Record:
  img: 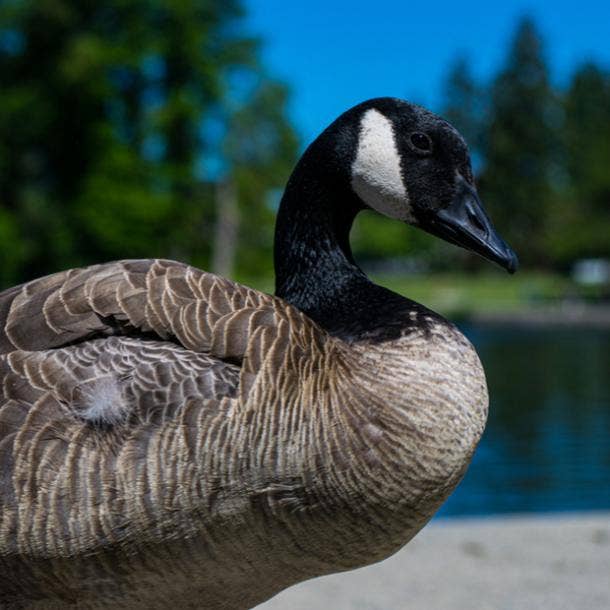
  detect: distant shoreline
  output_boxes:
[466,303,610,328]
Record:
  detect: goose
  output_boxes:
[0,97,516,609]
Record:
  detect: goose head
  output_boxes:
[342,98,517,273]
[275,98,517,327]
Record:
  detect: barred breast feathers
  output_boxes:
[0,259,486,519]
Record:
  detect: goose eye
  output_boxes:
[409,132,432,153]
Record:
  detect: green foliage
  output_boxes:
[441,17,609,271]
[479,17,558,266]
[352,211,439,263]
[550,63,610,263]
[224,78,299,277]
[0,0,298,288]
[442,56,485,162]
[0,7,608,288]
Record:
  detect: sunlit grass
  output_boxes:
[373,272,572,316]
[242,271,577,318]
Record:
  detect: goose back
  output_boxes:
[0,259,487,608]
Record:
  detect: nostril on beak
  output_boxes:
[466,202,486,233]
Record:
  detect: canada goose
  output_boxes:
[0,98,516,609]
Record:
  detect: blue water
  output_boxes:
[438,325,610,516]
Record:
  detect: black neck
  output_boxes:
[274,140,438,341]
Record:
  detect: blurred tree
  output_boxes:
[478,17,558,267]
[0,0,115,283]
[549,63,610,263]
[439,55,488,271]
[0,0,298,288]
[351,209,439,273]
[442,55,485,165]
[220,78,298,279]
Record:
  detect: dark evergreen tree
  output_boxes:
[442,55,485,166]
[221,79,298,278]
[0,0,298,287]
[479,17,558,266]
[551,62,610,262]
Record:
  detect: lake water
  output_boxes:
[438,324,610,517]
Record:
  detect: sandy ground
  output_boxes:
[256,512,610,610]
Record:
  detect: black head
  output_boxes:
[323,97,518,273]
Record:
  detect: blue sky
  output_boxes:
[246,0,610,144]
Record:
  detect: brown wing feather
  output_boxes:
[0,259,291,357]
[2,338,240,420]
[0,262,334,576]
[0,258,329,427]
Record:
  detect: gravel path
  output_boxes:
[256,512,610,610]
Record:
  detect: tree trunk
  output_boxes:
[211,179,239,278]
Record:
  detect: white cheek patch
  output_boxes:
[351,108,413,221]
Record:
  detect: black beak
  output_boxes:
[420,177,518,273]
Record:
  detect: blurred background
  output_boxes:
[0,0,609,521]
